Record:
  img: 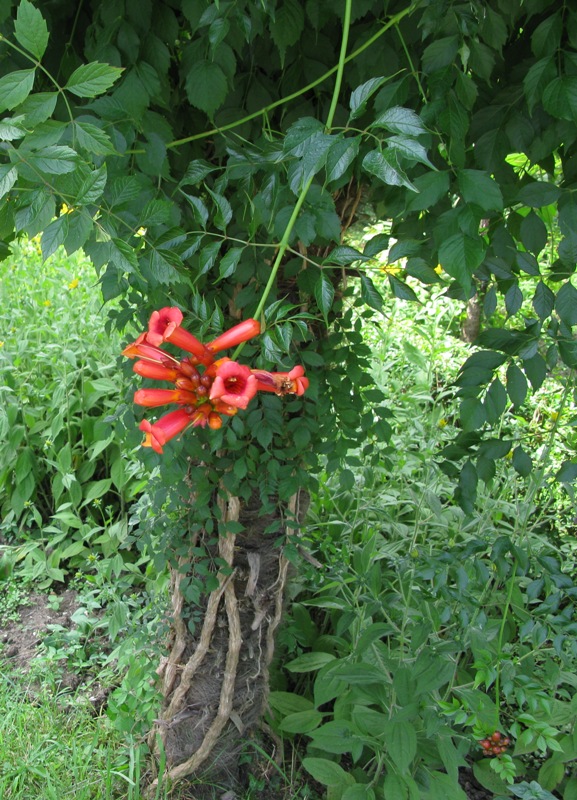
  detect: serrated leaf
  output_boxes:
[507,363,528,407]
[41,215,69,260]
[458,169,503,211]
[556,461,577,483]
[183,193,209,229]
[180,159,216,186]
[218,246,243,280]
[0,69,35,112]
[406,170,450,212]
[438,232,485,291]
[349,76,386,121]
[517,181,561,208]
[386,135,435,168]
[15,92,56,127]
[372,106,427,136]
[324,246,369,266]
[64,210,93,255]
[111,238,138,272]
[199,240,221,275]
[65,62,123,97]
[460,398,486,432]
[555,282,577,327]
[185,60,228,117]
[270,0,304,65]
[513,446,533,477]
[74,121,116,155]
[388,274,418,301]
[360,275,383,311]
[207,187,233,230]
[0,165,17,200]
[362,148,417,191]
[363,233,389,258]
[325,135,360,183]
[15,0,49,59]
[26,145,78,174]
[315,272,334,323]
[77,164,107,205]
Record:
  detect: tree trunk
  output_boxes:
[145,490,306,797]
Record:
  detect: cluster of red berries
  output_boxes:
[478,731,511,756]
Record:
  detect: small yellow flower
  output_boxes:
[0,341,4,348]
[60,203,73,215]
[135,226,147,237]
[550,411,559,422]
[438,418,448,428]
[43,299,51,307]
[68,278,79,289]
[505,450,513,460]
[434,265,443,274]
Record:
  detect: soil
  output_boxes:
[0,588,91,692]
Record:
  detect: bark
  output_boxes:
[145,490,307,798]
[461,293,483,343]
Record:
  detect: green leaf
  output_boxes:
[279,710,323,734]
[438,233,485,291]
[505,284,523,317]
[458,169,503,211]
[517,181,561,208]
[180,159,216,186]
[555,282,577,327]
[15,0,49,59]
[405,171,449,212]
[65,62,123,97]
[360,275,383,311]
[342,785,375,800]
[183,193,209,228]
[77,164,107,205]
[349,76,386,121]
[324,246,369,266]
[362,149,417,192]
[422,35,460,72]
[325,136,360,183]
[384,720,417,772]
[315,272,334,323]
[386,135,435,169]
[218,247,243,280]
[371,106,427,136]
[185,60,228,117]
[14,188,55,236]
[556,461,577,483]
[460,398,486,432]
[533,281,555,322]
[363,233,390,258]
[0,164,17,200]
[524,354,547,391]
[270,0,304,65]
[523,56,557,114]
[74,121,116,155]
[520,211,548,255]
[309,721,358,755]
[302,758,351,788]
[0,69,35,112]
[388,274,418,302]
[26,145,78,174]
[513,446,533,478]
[285,652,336,673]
[41,215,69,260]
[543,76,577,122]
[207,188,232,230]
[484,378,508,424]
[268,692,314,716]
[507,363,528,407]
[16,92,57,126]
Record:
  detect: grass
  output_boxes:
[0,672,147,800]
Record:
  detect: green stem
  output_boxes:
[494,563,517,730]
[232,0,359,355]
[167,2,418,149]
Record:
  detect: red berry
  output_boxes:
[502,738,510,746]
[480,740,491,749]
[491,732,501,742]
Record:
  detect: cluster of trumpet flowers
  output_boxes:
[123,307,309,454]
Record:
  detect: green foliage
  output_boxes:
[0,240,145,585]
